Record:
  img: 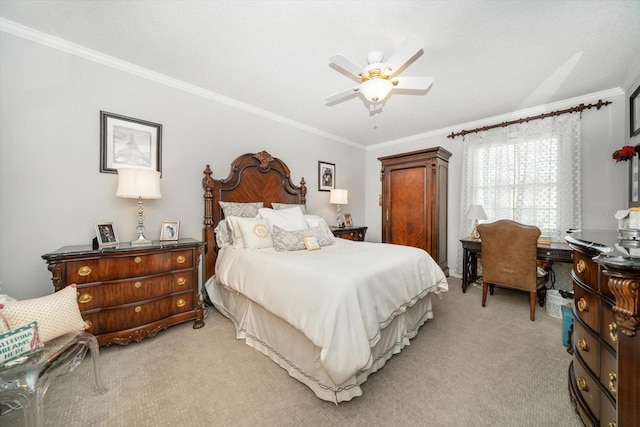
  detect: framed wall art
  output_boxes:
[630,145,640,208]
[318,161,335,192]
[631,85,640,138]
[95,222,119,248]
[100,111,162,174]
[160,220,180,241]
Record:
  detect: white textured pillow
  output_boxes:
[219,201,263,218]
[272,203,306,214]
[304,214,324,228]
[225,216,247,248]
[234,217,274,250]
[0,285,86,343]
[258,206,308,231]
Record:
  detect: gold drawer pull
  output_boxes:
[176,277,186,286]
[176,299,186,308]
[576,377,588,392]
[78,266,92,276]
[78,293,93,304]
[577,298,588,312]
[577,338,589,352]
[134,256,142,264]
[609,422,617,427]
[609,322,618,343]
[608,372,617,396]
[84,320,92,329]
[576,259,586,273]
[134,306,142,313]
[176,255,186,264]
[134,281,143,288]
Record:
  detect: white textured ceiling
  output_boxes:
[1,0,639,148]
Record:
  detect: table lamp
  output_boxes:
[329,188,348,228]
[116,168,162,246]
[467,204,487,240]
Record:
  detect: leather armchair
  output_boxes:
[477,219,547,321]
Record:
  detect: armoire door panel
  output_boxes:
[388,166,428,249]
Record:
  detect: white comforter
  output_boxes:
[215,238,448,385]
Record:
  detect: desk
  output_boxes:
[460,237,573,292]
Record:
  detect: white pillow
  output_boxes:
[258,206,308,231]
[272,203,306,214]
[225,216,248,249]
[304,214,324,228]
[234,217,274,250]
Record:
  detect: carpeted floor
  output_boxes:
[1,278,582,426]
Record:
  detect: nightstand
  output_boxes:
[330,226,367,241]
[42,238,205,346]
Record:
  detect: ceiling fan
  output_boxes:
[325,35,433,115]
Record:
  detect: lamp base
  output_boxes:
[131,234,153,246]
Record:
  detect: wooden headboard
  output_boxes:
[202,150,307,282]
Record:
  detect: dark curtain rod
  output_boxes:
[446,99,612,140]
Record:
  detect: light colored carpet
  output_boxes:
[1,278,582,426]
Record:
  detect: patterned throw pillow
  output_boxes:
[272,223,335,251]
[272,203,306,214]
[218,201,263,218]
[0,284,86,343]
[234,217,274,250]
[214,220,232,248]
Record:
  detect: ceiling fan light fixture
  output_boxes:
[359,78,393,103]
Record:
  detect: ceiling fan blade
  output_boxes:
[393,76,433,91]
[329,54,364,77]
[385,35,424,77]
[325,86,360,103]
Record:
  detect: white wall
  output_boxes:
[365,89,629,278]
[0,34,364,299]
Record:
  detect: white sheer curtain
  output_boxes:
[456,114,582,275]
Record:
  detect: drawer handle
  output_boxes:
[609,322,618,343]
[176,277,186,286]
[176,255,186,264]
[608,372,617,396]
[577,338,589,352]
[84,320,92,329]
[134,281,143,288]
[576,376,588,392]
[78,293,93,304]
[134,306,142,313]
[576,259,586,273]
[134,256,142,264]
[177,299,186,308]
[608,423,617,427]
[78,266,92,276]
[577,298,588,312]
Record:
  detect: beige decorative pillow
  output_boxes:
[272,224,335,252]
[0,284,86,343]
[234,217,274,250]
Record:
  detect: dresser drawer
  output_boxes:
[573,283,599,332]
[600,345,617,401]
[573,359,601,420]
[574,321,600,376]
[573,250,598,290]
[75,274,175,309]
[171,249,193,269]
[600,300,618,351]
[83,293,194,335]
[600,392,616,427]
[65,252,171,283]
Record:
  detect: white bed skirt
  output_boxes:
[205,276,435,403]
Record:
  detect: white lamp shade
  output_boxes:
[116,168,162,199]
[329,188,348,205]
[359,78,393,103]
[466,204,487,220]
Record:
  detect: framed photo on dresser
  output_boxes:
[95,222,119,248]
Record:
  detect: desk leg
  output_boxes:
[462,248,479,293]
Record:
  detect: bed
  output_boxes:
[201,150,448,403]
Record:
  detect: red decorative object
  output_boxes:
[612,145,639,162]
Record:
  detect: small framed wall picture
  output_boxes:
[344,213,353,227]
[631,84,640,138]
[100,111,162,174]
[318,161,335,192]
[95,222,119,248]
[160,220,180,241]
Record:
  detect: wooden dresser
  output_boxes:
[566,231,639,427]
[42,238,205,346]
[379,147,451,275]
[330,226,367,241]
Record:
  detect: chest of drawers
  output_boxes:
[567,232,639,427]
[42,238,205,346]
[330,226,367,241]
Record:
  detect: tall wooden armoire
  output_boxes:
[379,147,451,275]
